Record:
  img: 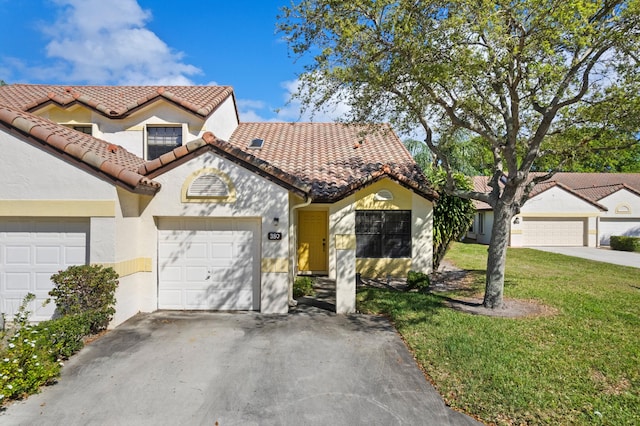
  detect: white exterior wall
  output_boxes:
[328,197,356,280]
[411,193,434,273]
[520,186,599,214]
[599,189,640,219]
[204,96,240,141]
[598,189,640,244]
[143,151,290,314]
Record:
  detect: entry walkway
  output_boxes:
[530,246,640,268]
[292,276,337,313]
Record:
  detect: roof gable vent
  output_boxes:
[248,138,264,149]
[187,174,229,198]
[374,190,394,201]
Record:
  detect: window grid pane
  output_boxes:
[147,127,182,160]
[73,126,92,135]
[356,210,411,258]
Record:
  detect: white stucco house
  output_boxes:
[0,84,437,325]
[467,174,640,247]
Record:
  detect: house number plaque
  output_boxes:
[268,232,282,241]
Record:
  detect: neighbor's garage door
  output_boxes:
[158,218,260,311]
[522,218,586,246]
[0,218,88,321]
[599,218,640,245]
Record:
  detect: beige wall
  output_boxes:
[35,97,239,159]
[322,179,433,279]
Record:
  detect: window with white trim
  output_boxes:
[147,126,182,160]
[355,210,411,258]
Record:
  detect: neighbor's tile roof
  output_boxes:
[471,176,493,210]
[226,122,437,201]
[0,84,234,118]
[472,172,640,211]
[544,173,640,200]
[0,104,159,194]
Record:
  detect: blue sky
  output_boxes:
[0,0,334,122]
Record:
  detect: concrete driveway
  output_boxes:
[530,246,640,268]
[1,311,480,426]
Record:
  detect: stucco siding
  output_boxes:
[144,151,290,314]
[521,186,601,214]
[0,130,115,200]
[599,189,640,218]
[204,96,239,141]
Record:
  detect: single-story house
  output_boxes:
[0,84,436,325]
[467,173,640,247]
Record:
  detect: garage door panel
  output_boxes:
[35,272,54,290]
[36,246,62,265]
[185,242,208,259]
[158,219,260,311]
[185,288,253,310]
[6,246,31,264]
[186,266,208,282]
[5,272,30,290]
[158,290,183,310]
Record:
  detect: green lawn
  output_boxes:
[357,242,640,425]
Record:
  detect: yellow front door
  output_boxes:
[297,211,328,272]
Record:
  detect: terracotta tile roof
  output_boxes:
[471,176,492,210]
[226,122,437,202]
[0,84,234,118]
[0,105,160,194]
[473,172,640,211]
[544,173,640,200]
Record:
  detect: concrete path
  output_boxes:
[530,246,640,268]
[0,311,480,426]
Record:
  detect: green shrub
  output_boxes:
[48,265,119,333]
[0,295,98,406]
[293,276,316,298]
[610,235,640,252]
[406,270,431,292]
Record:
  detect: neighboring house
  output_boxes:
[467,173,640,247]
[0,84,436,324]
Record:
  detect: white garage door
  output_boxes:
[600,218,640,245]
[158,218,260,311]
[0,218,88,321]
[522,218,585,246]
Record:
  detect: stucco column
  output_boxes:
[335,234,356,314]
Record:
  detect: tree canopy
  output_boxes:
[280,0,640,308]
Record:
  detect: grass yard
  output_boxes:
[357,242,640,425]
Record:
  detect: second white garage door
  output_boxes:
[158,218,260,311]
[599,218,640,245]
[522,218,586,246]
[0,218,88,322]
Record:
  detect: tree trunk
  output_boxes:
[483,202,513,309]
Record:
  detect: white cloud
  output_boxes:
[40,0,201,84]
[273,79,352,122]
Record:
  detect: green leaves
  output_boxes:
[279,0,640,172]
